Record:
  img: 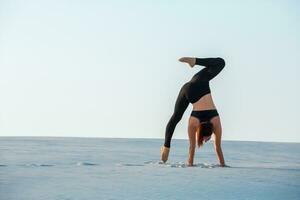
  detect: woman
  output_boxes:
[160,57,226,167]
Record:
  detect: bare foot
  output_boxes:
[160,146,170,163]
[187,162,194,167]
[178,57,196,68]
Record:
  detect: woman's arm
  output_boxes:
[214,134,225,166]
[187,117,199,166]
[211,117,226,166]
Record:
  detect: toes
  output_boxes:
[179,57,187,62]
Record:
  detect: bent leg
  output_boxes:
[191,57,225,81]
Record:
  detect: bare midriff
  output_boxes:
[192,93,216,111]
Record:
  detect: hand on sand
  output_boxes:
[160,146,170,163]
[178,57,196,68]
[219,164,230,168]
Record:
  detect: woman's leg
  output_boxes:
[161,84,189,162]
[164,84,189,148]
[179,57,225,81]
[192,57,225,81]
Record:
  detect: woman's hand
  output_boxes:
[218,164,230,168]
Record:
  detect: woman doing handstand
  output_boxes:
[161,57,226,167]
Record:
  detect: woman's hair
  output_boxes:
[197,122,213,148]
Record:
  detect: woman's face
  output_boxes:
[203,135,211,143]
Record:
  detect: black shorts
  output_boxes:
[190,109,219,123]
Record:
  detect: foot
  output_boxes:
[178,57,196,68]
[160,146,170,163]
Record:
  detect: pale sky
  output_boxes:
[0,0,299,142]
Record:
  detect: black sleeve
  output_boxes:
[194,57,225,81]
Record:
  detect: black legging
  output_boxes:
[164,57,225,148]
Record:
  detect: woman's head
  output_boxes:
[197,122,213,147]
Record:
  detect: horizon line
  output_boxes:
[0,136,299,144]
